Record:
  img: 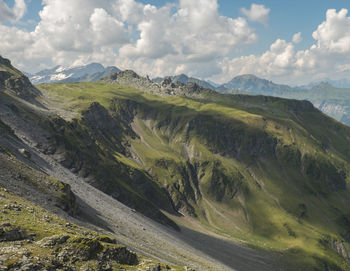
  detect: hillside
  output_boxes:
[0,56,40,100]
[2,57,350,270]
[39,71,350,270]
[218,74,350,126]
[0,58,189,271]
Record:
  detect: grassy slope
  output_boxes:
[0,119,184,271]
[0,189,183,271]
[38,82,350,270]
[222,82,350,125]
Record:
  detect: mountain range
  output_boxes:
[2,55,350,270]
[27,63,120,84]
[27,63,350,127]
[217,74,350,126]
[299,78,350,89]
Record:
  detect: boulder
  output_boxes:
[0,225,28,241]
[37,234,70,247]
[18,148,31,159]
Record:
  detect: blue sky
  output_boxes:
[1,0,350,84]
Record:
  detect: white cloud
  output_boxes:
[2,1,350,86]
[0,0,257,79]
[240,4,270,25]
[312,9,350,53]
[89,8,127,46]
[0,0,27,22]
[210,8,350,85]
[118,0,256,78]
[292,32,302,44]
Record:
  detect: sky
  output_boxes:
[0,0,350,85]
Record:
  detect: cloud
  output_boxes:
[240,4,270,25]
[2,1,350,86]
[312,8,350,53]
[209,8,350,85]
[0,0,27,22]
[89,8,128,46]
[0,0,257,79]
[118,0,257,78]
[292,32,302,44]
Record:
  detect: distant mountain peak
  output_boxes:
[234,74,260,79]
[27,63,120,84]
[312,81,333,88]
[152,73,215,90]
[218,73,292,95]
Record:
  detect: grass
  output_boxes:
[35,81,350,270]
[0,187,185,271]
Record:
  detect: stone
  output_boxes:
[151,263,161,271]
[0,225,28,241]
[18,149,31,159]
[101,246,137,265]
[37,235,70,247]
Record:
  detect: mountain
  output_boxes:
[0,56,40,100]
[28,63,120,84]
[218,74,350,127]
[300,79,350,89]
[153,74,215,90]
[218,74,297,96]
[0,57,183,271]
[3,57,350,270]
[206,79,219,88]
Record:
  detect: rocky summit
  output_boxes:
[1,56,350,270]
[0,56,40,101]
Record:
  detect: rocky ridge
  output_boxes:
[0,56,41,101]
[104,70,214,98]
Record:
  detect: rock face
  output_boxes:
[1,233,138,271]
[0,56,41,100]
[153,74,216,90]
[39,235,138,267]
[38,235,71,247]
[104,70,214,98]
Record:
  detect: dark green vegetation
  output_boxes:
[218,74,350,127]
[36,76,350,270]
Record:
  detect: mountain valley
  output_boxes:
[2,56,350,270]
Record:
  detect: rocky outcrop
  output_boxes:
[104,70,213,98]
[0,224,28,242]
[2,234,138,271]
[0,56,41,100]
[319,235,350,264]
